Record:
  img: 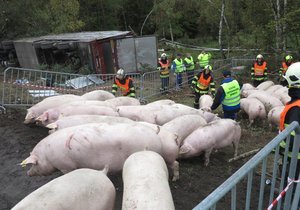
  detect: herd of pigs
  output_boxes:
[12,81,284,209]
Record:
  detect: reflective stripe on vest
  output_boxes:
[254,61,267,76]
[279,100,300,158]
[221,80,240,106]
[197,73,211,90]
[281,62,288,75]
[174,59,184,73]
[159,60,170,77]
[115,77,131,95]
[184,57,195,71]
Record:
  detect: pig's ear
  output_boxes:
[20,155,38,166]
[173,134,180,146]
[102,165,109,175]
[179,145,191,155]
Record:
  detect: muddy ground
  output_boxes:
[0,93,277,210]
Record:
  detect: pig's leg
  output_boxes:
[204,148,213,166]
[232,140,239,157]
[171,161,179,182]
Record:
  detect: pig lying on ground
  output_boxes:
[21,123,173,177]
[240,98,266,125]
[12,168,115,210]
[105,96,140,108]
[179,119,241,166]
[24,94,83,124]
[199,95,213,112]
[46,115,134,133]
[267,106,284,128]
[122,151,175,210]
[81,90,115,101]
[36,105,119,126]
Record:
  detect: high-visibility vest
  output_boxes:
[198,53,210,67]
[253,61,267,76]
[279,99,300,159]
[115,77,131,95]
[174,59,184,73]
[158,60,170,77]
[197,73,211,90]
[281,62,289,75]
[221,80,240,107]
[184,57,195,71]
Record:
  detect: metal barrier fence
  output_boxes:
[193,121,300,210]
[1,58,254,107]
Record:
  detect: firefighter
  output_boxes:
[211,70,241,120]
[191,65,215,109]
[279,55,294,86]
[184,53,196,85]
[279,62,300,202]
[157,53,171,91]
[112,68,136,97]
[197,50,212,71]
[171,53,185,90]
[251,54,268,87]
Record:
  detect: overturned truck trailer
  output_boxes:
[13,31,157,74]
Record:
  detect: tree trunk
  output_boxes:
[169,21,174,44]
[283,0,287,51]
[218,0,226,59]
[140,8,153,36]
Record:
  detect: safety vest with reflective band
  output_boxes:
[198,53,210,67]
[279,62,293,76]
[279,100,300,159]
[173,59,184,73]
[114,77,133,96]
[252,61,267,80]
[184,57,195,71]
[158,60,170,78]
[221,80,240,107]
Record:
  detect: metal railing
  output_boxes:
[193,121,300,210]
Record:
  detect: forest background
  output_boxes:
[0,0,300,64]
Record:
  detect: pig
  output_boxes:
[240,98,267,124]
[122,151,175,210]
[12,168,115,210]
[267,106,284,127]
[179,119,241,166]
[199,95,213,112]
[241,89,265,98]
[21,123,164,176]
[256,80,274,91]
[248,92,283,112]
[81,90,115,101]
[271,91,291,105]
[240,83,255,91]
[105,96,140,108]
[24,94,83,124]
[265,85,284,94]
[146,99,176,107]
[117,105,158,123]
[65,100,115,109]
[162,114,207,146]
[36,105,119,126]
[46,115,134,133]
[197,109,220,123]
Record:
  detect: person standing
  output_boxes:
[279,62,300,202]
[197,50,212,71]
[211,70,241,120]
[279,55,294,86]
[251,54,268,87]
[112,68,136,97]
[157,53,171,91]
[191,65,215,109]
[184,53,196,86]
[171,53,185,90]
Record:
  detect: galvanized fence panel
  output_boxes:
[1,67,142,107]
[193,121,300,210]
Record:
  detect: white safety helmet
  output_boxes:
[204,65,212,71]
[116,68,125,79]
[256,54,263,60]
[284,62,300,87]
[161,53,167,58]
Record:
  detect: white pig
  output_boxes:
[24,94,83,124]
[267,106,284,127]
[179,119,241,166]
[240,98,267,124]
[146,99,176,107]
[248,92,283,111]
[36,105,119,126]
[162,114,207,146]
[265,85,284,94]
[256,81,274,90]
[12,168,115,210]
[122,151,175,210]
[81,90,115,101]
[46,115,134,133]
[199,95,213,112]
[105,96,140,108]
[21,123,164,176]
[240,83,255,91]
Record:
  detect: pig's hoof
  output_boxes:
[172,175,179,182]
